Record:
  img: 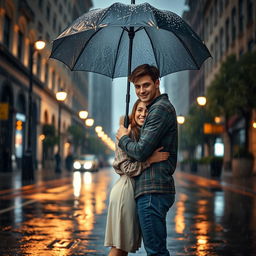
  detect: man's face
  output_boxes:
[134,75,160,104]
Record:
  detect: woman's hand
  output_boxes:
[147,147,170,165]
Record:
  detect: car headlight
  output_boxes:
[84,161,93,169]
[73,161,81,169]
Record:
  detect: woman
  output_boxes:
[104,99,170,256]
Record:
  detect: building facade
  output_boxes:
[0,0,92,172]
[89,73,112,136]
[185,0,256,170]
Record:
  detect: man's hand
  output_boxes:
[116,124,131,140]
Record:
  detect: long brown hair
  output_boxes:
[130,99,142,141]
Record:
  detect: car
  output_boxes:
[73,154,99,172]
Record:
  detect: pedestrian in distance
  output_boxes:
[65,152,74,172]
[116,64,178,255]
[104,99,170,256]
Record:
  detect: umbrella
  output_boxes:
[50,0,211,127]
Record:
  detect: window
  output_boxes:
[53,13,57,31]
[3,14,11,49]
[231,7,236,42]
[219,0,223,16]
[46,3,51,20]
[247,0,253,24]
[59,4,63,14]
[52,71,56,91]
[214,0,218,25]
[225,18,230,50]
[215,37,218,62]
[45,62,49,85]
[38,0,43,10]
[37,21,43,34]
[247,39,254,52]
[239,0,244,34]
[46,33,50,43]
[37,53,41,77]
[210,8,213,33]
[219,28,224,58]
[17,30,24,61]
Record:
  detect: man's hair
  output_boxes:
[129,64,160,83]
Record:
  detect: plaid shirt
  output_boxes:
[118,94,177,198]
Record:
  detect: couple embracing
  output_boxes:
[104,64,178,256]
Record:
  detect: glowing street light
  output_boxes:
[55,88,67,173]
[253,122,256,129]
[197,96,207,106]
[95,126,103,133]
[22,38,46,180]
[79,110,88,119]
[56,89,67,101]
[34,40,46,50]
[85,118,94,127]
[177,115,185,125]
[214,116,221,124]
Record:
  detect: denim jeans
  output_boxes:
[136,193,175,256]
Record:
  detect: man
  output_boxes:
[116,64,177,255]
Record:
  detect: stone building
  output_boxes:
[0,0,92,172]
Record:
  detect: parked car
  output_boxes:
[73,154,99,172]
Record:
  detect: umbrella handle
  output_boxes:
[124,115,129,128]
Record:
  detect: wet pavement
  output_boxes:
[0,168,256,256]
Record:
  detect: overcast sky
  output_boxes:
[91,0,187,134]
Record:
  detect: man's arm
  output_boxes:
[118,105,175,161]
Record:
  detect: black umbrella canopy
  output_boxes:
[50,2,211,79]
[50,1,211,127]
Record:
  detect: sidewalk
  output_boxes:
[0,167,72,192]
[177,168,256,197]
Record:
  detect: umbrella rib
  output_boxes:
[71,27,103,70]
[143,28,160,69]
[170,31,200,69]
[111,29,125,78]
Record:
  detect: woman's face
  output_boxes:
[135,101,148,127]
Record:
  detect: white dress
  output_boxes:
[104,141,150,253]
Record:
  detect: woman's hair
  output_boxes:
[130,99,142,141]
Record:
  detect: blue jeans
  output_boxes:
[136,193,175,256]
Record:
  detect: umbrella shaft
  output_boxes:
[124,27,135,128]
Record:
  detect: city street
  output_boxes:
[0,168,256,256]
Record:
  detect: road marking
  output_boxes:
[0,199,37,215]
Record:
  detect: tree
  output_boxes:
[229,52,256,150]
[42,124,58,162]
[67,124,86,154]
[180,104,213,158]
[207,52,256,167]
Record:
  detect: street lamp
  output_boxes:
[22,39,45,180]
[177,114,185,162]
[95,126,103,133]
[197,96,207,157]
[79,110,88,119]
[177,115,185,125]
[85,118,94,127]
[55,88,67,173]
[197,96,207,106]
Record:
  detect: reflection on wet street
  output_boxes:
[0,169,256,255]
[0,168,113,256]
